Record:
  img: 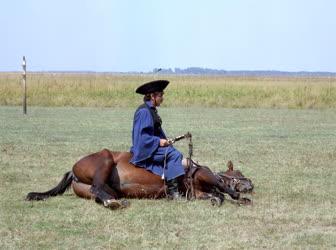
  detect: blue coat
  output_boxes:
[130,101,185,180]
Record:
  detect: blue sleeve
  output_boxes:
[130,108,161,163]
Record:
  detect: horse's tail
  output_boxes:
[26,171,73,201]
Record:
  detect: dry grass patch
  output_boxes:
[1,73,336,108]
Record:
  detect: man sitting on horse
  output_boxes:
[130,80,185,199]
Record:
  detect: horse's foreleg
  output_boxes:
[216,181,240,200]
[196,169,240,200]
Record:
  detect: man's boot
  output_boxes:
[166,178,183,200]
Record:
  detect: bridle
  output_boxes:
[216,172,252,191]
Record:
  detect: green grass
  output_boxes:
[1,73,336,108]
[1,106,335,249]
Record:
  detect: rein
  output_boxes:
[184,159,210,200]
[185,133,195,200]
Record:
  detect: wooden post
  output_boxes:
[22,56,27,114]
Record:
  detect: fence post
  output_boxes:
[22,56,27,114]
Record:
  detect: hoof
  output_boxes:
[103,199,122,210]
[210,197,222,207]
[103,199,130,210]
[239,197,253,206]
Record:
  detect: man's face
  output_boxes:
[151,91,164,106]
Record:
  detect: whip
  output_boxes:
[167,132,192,145]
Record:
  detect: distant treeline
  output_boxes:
[3,67,336,77]
[152,67,336,77]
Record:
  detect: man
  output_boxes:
[130,80,185,199]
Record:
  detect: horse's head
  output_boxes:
[217,161,254,193]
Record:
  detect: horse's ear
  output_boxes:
[227,161,234,171]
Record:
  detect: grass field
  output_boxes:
[1,106,335,249]
[1,73,336,108]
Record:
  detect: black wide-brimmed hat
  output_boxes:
[135,80,169,95]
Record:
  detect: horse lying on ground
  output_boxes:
[26,149,253,209]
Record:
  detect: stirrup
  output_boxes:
[167,191,183,200]
[166,177,183,200]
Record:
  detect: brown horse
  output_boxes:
[26,149,252,209]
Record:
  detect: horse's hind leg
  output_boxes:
[72,181,94,199]
[89,150,124,209]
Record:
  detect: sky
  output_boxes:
[1,0,336,72]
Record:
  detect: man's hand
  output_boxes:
[160,139,171,147]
